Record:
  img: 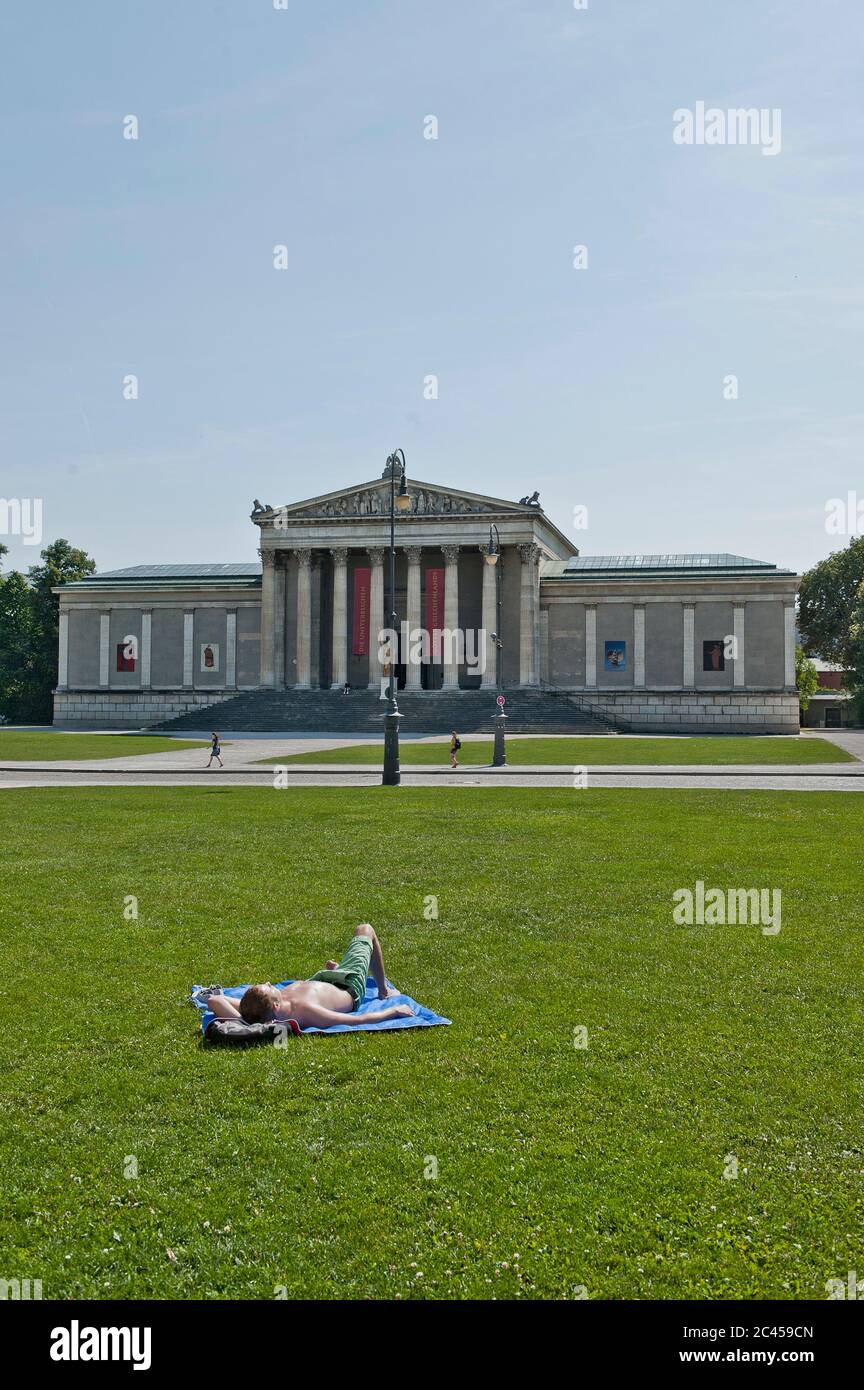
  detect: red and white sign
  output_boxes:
[496,695,506,707]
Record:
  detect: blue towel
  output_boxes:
[191,979,451,1035]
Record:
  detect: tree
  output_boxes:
[797,536,864,667]
[0,539,96,723]
[795,645,819,716]
[846,581,864,726]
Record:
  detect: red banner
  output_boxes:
[425,567,444,663]
[352,567,371,656]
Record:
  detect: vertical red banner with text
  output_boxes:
[352,567,371,656]
[425,567,445,664]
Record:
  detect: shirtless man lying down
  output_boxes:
[202,924,415,1031]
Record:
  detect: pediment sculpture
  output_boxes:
[280,487,508,520]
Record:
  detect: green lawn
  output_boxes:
[1,786,861,1301]
[0,732,205,761]
[264,735,855,767]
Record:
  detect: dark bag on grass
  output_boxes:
[204,1018,301,1047]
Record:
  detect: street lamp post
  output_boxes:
[484,524,507,766]
[382,448,410,787]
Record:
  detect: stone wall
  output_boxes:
[568,690,800,734]
[53,690,238,730]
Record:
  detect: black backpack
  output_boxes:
[454,738,462,751]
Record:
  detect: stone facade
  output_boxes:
[53,690,241,731]
[52,475,800,732]
[570,691,801,735]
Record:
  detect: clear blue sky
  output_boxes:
[1,0,862,575]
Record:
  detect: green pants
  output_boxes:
[308,935,373,1009]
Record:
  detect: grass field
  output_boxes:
[0,732,205,761]
[2,786,861,1301]
[266,735,855,767]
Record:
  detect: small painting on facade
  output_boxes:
[116,640,136,673]
[200,643,219,673]
[703,640,725,672]
[604,640,627,671]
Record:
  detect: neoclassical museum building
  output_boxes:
[53,467,800,732]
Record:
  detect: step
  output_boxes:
[151,687,611,736]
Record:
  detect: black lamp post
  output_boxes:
[382,448,410,787]
[484,524,507,766]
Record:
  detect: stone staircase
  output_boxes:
[150,687,612,735]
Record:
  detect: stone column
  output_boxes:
[733,605,745,688]
[367,549,386,689]
[259,550,277,687]
[274,555,286,686]
[405,546,423,690]
[784,604,796,688]
[57,610,69,689]
[182,610,194,687]
[585,605,597,688]
[518,543,539,686]
[633,606,645,688]
[99,610,110,688]
[330,548,349,689]
[294,550,312,689]
[226,609,237,689]
[683,605,695,688]
[479,547,497,689]
[141,609,152,689]
[442,545,461,690]
[539,607,550,685]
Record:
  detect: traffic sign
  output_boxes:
[496,695,506,707]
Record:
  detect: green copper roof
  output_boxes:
[544,553,796,579]
[94,564,261,579]
[59,563,262,591]
[567,554,775,571]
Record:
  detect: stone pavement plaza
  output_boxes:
[1,730,862,793]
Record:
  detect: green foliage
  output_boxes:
[1,786,862,1299]
[795,646,820,714]
[798,536,864,666]
[845,580,864,725]
[0,539,95,723]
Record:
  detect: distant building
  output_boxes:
[801,660,851,729]
[53,471,800,733]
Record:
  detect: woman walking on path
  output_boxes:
[449,730,461,769]
[206,732,224,769]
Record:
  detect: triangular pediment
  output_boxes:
[259,478,541,522]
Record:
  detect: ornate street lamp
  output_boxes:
[484,524,507,766]
[382,448,410,786]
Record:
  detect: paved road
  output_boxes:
[2,767,863,792]
[1,729,860,792]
